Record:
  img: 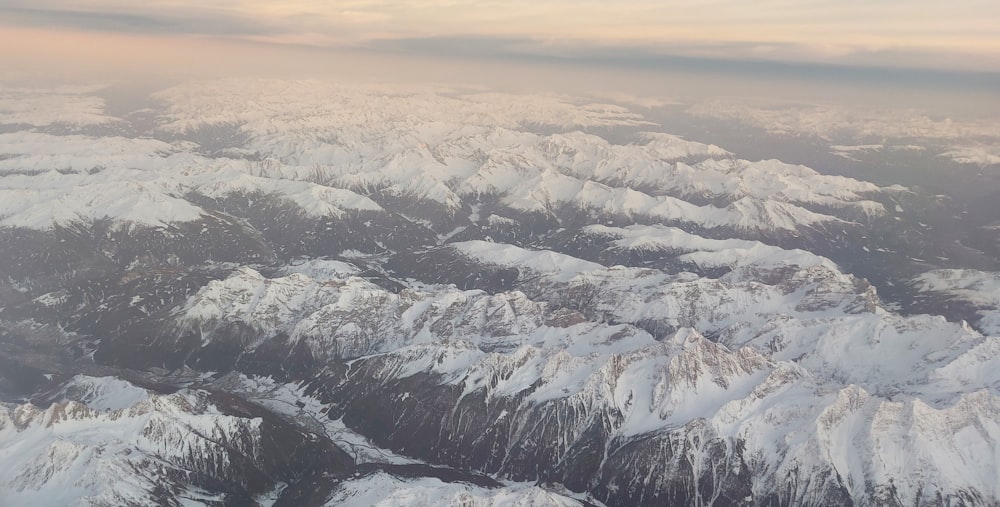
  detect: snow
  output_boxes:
[190,170,383,217]
[2,78,998,505]
[0,381,264,507]
[217,374,419,465]
[0,174,206,229]
[0,132,179,175]
[326,472,585,506]
[0,79,894,235]
[178,267,356,346]
[58,376,151,411]
[181,235,997,402]
[275,258,362,281]
[688,98,1000,169]
[913,269,1000,335]
[830,144,883,160]
[450,241,603,282]
[688,98,1000,143]
[169,249,1000,504]
[0,85,117,127]
[940,145,1000,166]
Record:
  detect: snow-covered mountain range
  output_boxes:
[1,79,998,506]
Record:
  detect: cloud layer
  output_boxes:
[1,0,999,72]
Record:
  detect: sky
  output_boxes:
[0,0,999,104]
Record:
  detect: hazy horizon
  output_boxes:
[1,1,999,118]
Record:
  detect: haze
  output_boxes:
[1,1,998,113]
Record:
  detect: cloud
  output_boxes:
[0,5,283,36]
[366,35,1000,90]
[0,0,998,74]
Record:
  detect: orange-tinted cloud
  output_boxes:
[1,0,998,73]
